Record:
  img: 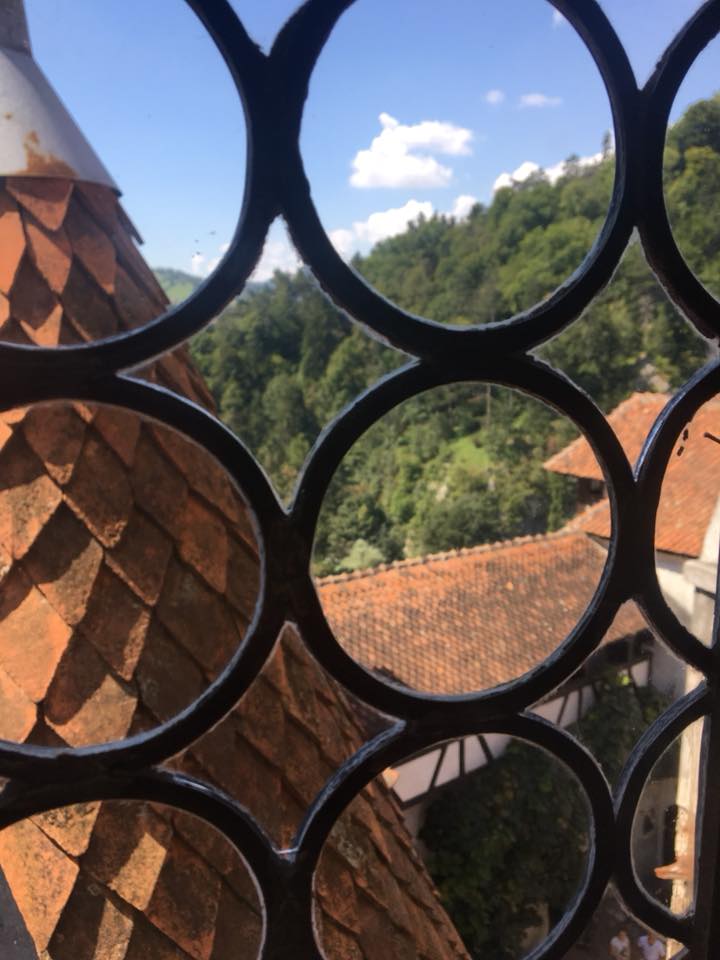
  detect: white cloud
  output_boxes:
[451,194,478,220]
[329,199,433,259]
[329,228,355,260]
[552,9,567,27]
[493,152,604,193]
[519,92,563,108]
[350,112,473,189]
[190,252,206,276]
[205,241,230,275]
[329,194,477,261]
[493,161,541,192]
[354,199,434,247]
[251,231,301,283]
[485,89,505,106]
[190,241,231,277]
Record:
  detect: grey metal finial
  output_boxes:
[0,0,31,54]
[0,0,117,188]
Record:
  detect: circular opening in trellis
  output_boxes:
[314,738,592,960]
[654,394,720,647]
[301,0,615,326]
[313,383,611,695]
[663,35,720,305]
[0,400,260,749]
[0,1,247,347]
[572,885,672,959]
[0,800,263,958]
[631,716,704,918]
[531,625,670,778]
[189,259,403,507]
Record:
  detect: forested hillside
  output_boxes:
[191,96,719,575]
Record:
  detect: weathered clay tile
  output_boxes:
[32,802,101,859]
[0,663,36,741]
[178,495,229,594]
[150,423,249,535]
[43,634,137,746]
[135,618,207,723]
[24,217,72,294]
[6,177,73,231]
[46,875,135,960]
[92,405,141,468]
[209,883,263,960]
[9,251,59,339]
[64,198,117,295]
[317,917,366,960]
[75,181,121,235]
[315,847,359,931]
[113,262,163,330]
[0,566,72,701]
[64,430,134,547]
[61,261,119,341]
[0,429,63,558]
[0,818,78,954]
[146,836,222,960]
[124,913,194,960]
[107,508,172,606]
[83,802,171,912]
[23,503,103,626]
[79,564,150,680]
[170,810,237,880]
[130,432,188,539]
[157,558,242,677]
[234,675,285,769]
[21,403,87,485]
[225,535,260,618]
[0,192,26,293]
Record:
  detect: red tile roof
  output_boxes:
[0,176,468,960]
[547,392,720,558]
[544,392,669,480]
[317,531,644,694]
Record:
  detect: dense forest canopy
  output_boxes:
[189,95,719,575]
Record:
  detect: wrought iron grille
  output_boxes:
[0,1,719,957]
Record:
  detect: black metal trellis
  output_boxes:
[0,1,719,957]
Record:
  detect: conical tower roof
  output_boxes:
[0,4,468,959]
[0,0,116,188]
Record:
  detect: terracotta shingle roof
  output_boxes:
[547,392,720,558]
[317,531,644,694]
[544,392,669,480]
[0,174,469,960]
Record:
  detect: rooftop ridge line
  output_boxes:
[316,528,583,586]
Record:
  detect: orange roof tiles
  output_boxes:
[544,392,669,480]
[549,392,720,558]
[0,175,468,960]
[318,531,645,694]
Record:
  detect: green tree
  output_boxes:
[420,679,668,959]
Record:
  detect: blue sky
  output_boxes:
[24,0,716,281]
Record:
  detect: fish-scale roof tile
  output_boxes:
[0,174,469,960]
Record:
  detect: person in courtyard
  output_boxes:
[637,930,665,960]
[609,928,631,960]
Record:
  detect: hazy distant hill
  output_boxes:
[154,268,201,305]
[154,267,265,306]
